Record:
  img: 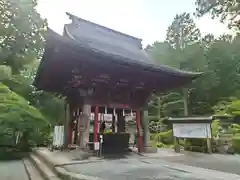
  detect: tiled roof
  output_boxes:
[62,13,202,77]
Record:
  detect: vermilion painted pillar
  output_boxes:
[93,106,99,143]
[136,109,143,153]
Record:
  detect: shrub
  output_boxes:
[0,83,48,159]
[229,124,240,135]
[211,120,220,137]
[156,142,166,148]
[104,129,113,134]
[157,130,173,145]
[150,130,173,147]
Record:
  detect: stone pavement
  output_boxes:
[158,150,240,175]
[0,160,29,180]
[62,157,240,180]
[134,148,240,175]
[35,148,240,180]
[135,148,184,158]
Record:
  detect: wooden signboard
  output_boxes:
[78,114,88,132]
[173,123,212,138]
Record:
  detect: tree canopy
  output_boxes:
[195,0,240,30]
[0,0,47,73]
[147,10,240,123]
[0,0,62,155]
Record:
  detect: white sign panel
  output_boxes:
[94,142,100,150]
[99,135,103,143]
[90,113,112,122]
[173,123,211,138]
[52,125,64,147]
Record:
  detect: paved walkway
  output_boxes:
[0,160,29,180]
[62,157,240,180]
[36,148,240,180]
[160,151,240,175]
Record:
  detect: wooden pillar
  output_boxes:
[117,109,125,133]
[81,104,91,149]
[207,138,212,153]
[112,114,116,133]
[174,136,180,153]
[64,102,70,149]
[140,110,157,153]
[93,106,99,143]
[78,114,84,148]
[136,109,143,153]
[68,120,73,145]
[141,110,150,147]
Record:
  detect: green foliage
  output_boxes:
[0,83,45,124]
[151,141,171,148]
[166,12,201,50]
[232,136,240,153]
[0,65,12,81]
[147,6,240,154]
[148,22,240,119]
[227,123,240,135]
[212,98,240,116]
[0,0,47,73]
[195,0,240,30]
[148,12,207,118]
[0,82,49,157]
[228,100,240,115]
[211,120,220,137]
[150,130,173,146]
[2,62,65,125]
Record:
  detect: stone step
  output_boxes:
[29,153,61,180]
[23,158,44,180]
[32,149,104,180]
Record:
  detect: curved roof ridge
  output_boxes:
[66,12,142,42]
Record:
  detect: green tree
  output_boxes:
[166,12,202,116]
[3,61,65,125]
[0,0,47,73]
[166,12,201,49]
[201,33,215,48]
[205,34,240,101]
[195,0,240,30]
[0,65,12,81]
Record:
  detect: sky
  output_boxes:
[36,0,229,46]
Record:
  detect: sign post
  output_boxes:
[168,116,213,153]
[99,134,103,157]
[172,123,212,138]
